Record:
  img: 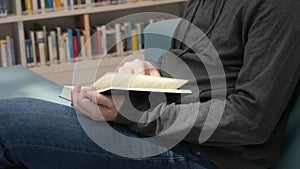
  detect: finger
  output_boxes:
[95,94,113,107]
[72,83,82,105]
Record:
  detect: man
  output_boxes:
[0,0,299,169]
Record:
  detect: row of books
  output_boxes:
[22,0,149,15]
[25,17,164,67]
[0,0,7,18]
[0,36,16,68]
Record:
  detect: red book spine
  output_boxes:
[73,37,79,58]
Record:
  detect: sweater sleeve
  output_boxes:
[114,0,300,146]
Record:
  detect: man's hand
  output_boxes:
[118,59,161,77]
[71,83,124,121]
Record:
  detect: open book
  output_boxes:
[60,72,192,101]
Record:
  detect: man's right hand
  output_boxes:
[118,59,161,77]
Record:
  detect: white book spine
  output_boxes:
[115,23,123,56]
[30,31,37,66]
[50,31,58,64]
[37,31,46,66]
[1,40,7,67]
[63,32,70,61]
[48,36,53,64]
[101,26,107,56]
[41,0,46,13]
[56,27,65,63]
[32,0,38,13]
[80,35,86,59]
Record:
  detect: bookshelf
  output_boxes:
[0,0,187,85]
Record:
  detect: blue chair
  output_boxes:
[144,19,300,169]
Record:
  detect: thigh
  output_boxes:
[0,98,217,169]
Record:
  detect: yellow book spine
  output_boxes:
[55,0,62,7]
[131,29,139,51]
[26,0,33,11]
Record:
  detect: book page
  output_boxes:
[91,72,188,90]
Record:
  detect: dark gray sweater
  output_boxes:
[114,0,300,168]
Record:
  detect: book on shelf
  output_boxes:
[0,36,16,68]
[24,16,166,67]
[0,0,7,17]
[60,72,192,101]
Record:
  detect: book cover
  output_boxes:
[60,72,191,101]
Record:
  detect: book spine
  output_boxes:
[50,31,58,64]
[29,40,34,66]
[42,26,49,64]
[1,0,8,17]
[1,40,6,67]
[80,35,85,58]
[76,29,82,57]
[62,32,71,61]
[10,39,15,65]
[135,23,143,50]
[126,22,132,51]
[96,26,103,56]
[6,36,12,66]
[56,27,66,63]
[25,40,31,67]
[54,0,62,8]
[83,14,92,58]
[101,25,107,56]
[48,36,53,64]
[32,0,39,13]
[26,0,33,14]
[67,29,74,60]
[115,23,123,56]
[30,31,37,66]
[40,0,46,13]
[73,36,79,58]
[131,29,138,51]
[36,31,46,66]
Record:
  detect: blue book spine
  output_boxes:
[67,29,74,60]
[29,41,34,64]
[48,0,54,8]
[76,29,81,56]
[25,41,31,65]
[10,39,15,65]
[127,22,132,51]
[5,41,9,66]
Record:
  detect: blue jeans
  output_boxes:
[0,98,218,169]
